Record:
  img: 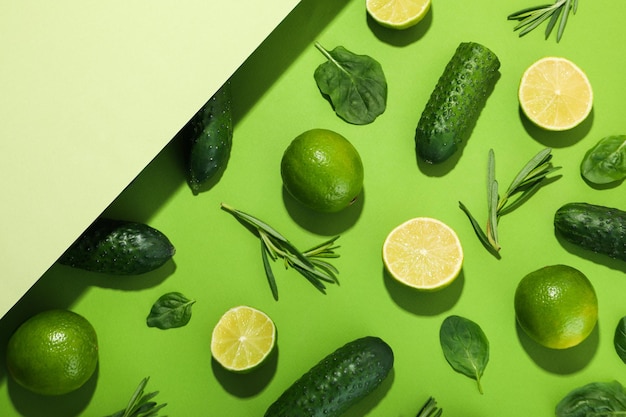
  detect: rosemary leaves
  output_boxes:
[459,148,561,256]
[105,377,166,417]
[508,0,579,42]
[221,203,340,300]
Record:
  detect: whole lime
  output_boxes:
[6,309,99,395]
[281,129,364,213]
[514,264,598,349]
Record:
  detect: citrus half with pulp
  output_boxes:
[281,129,364,213]
[383,217,463,291]
[518,57,593,131]
[366,0,431,30]
[6,309,99,395]
[210,305,276,373]
[514,264,598,349]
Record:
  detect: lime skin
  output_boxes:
[281,129,364,213]
[6,309,99,395]
[514,265,598,350]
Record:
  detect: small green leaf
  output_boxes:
[415,396,443,417]
[581,135,626,185]
[314,42,387,125]
[221,203,340,298]
[508,0,578,42]
[556,0,570,41]
[440,315,489,394]
[544,3,562,38]
[146,292,195,330]
[555,380,626,417]
[460,148,560,256]
[505,147,553,194]
[459,201,496,255]
[487,179,500,250]
[261,239,279,301]
[615,317,626,364]
[104,377,167,417]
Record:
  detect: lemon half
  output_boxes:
[210,306,276,373]
[519,56,593,131]
[366,0,431,30]
[383,217,463,291]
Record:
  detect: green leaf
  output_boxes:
[497,180,544,216]
[555,0,570,41]
[308,258,340,282]
[459,201,498,256]
[505,147,553,194]
[302,235,340,257]
[615,317,626,365]
[487,179,500,250]
[440,315,489,394]
[220,203,290,243]
[508,0,577,42]
[544,3,562,38]
[508,4,553,20]
[460,148,560,256]
[555,380,626,417]
[518,7,554,36]
[221,203,340,298]
[146,292,195,330]
[104,377,167,417]
[314,42,387,125]
[415,396,443,417]
[581,135,626,185]
[261,238,279,301]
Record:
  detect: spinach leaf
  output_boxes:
[581,135,626,184]
[439,315,489,394]
[555,380,626,417]
[313,42,387,125]
[615,317,626,364]
[146,292,195,330]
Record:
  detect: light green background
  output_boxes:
[0,0,300,319]
[2,0,626,415]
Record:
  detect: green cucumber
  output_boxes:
[264,336,393,417]
[415,42,500,164]
[58,218,175,275]
[554,202,626,261]
[178,81,233,193]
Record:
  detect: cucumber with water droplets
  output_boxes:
[58,218,175,275]
[415,42,500,164]
[554,202,626,261]
[264,336,393,417]
[178,81,233,193]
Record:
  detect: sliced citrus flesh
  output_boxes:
[383,217,463,291]
[210,306,276,372]
[366,0,431,30]
[518,57,593,131]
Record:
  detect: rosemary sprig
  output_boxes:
[508,0,579,42]
[221,203,340,300]
[416,397,443,417]
[459,148,561,256]
[105,377,167,417]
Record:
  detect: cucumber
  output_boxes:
[58,218,175,275]
[178,81,233,193]
[264,336,393,417]
[415,42,500,164]
[554,202,626,261]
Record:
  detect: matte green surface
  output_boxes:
[2,0,626,415]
